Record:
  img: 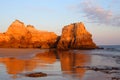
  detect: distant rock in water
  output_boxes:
[0,20,97,49]
[57,22,97,50]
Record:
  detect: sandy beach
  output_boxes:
[0,46,120,80]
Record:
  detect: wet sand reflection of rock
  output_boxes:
[0,58,37,74]
[35,50,57,64]
[58,51,91,78]
[0,50,57,78]
[0,57,37,79]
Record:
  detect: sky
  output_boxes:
[0,0,120,45]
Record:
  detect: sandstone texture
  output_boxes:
[0,20,97,49]
[0,20,57,48]
[57,22,97,50]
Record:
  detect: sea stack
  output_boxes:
[0,20,58,48]
[57,22,97,50]
[0,20,97,49]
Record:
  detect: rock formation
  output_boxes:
[57,22,97,50]
[26,25,57,48]
[0,20,97,49]
[0,33,11,47]
[0,20,57,48]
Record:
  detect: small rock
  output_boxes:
[25,72,47,77]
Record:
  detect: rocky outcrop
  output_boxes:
[6,20,29,40]
[5,20,31,48]
[0,20,57,48]
[0,33,12,47]
[0,20,97,49]
[26,25,57,48]
[57,22,97,50]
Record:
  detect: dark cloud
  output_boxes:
[76,0,120,26]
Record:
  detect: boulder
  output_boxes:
[57,22,97,50]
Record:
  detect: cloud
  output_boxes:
[76,0,120,26]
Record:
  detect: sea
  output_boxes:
[0,45,120,80]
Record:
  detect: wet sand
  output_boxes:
[0,48,120,80]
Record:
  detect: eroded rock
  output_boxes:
[0,20,58,48]
[57,22,97,50]
[0,20,97,49]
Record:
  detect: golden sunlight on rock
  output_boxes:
[0,20,97,50]
[57,22,97,50]
[0,20,58,48]
[6,20,29,40]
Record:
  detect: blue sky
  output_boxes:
[0,0,120,45]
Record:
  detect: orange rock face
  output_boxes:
[0,33,11,47]
[26,25,57,48]
[6,20,29,40]
[0,20,97,49]
[57,22,97,50]
[0,20,58,48]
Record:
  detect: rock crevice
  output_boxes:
[0,20,97,49]
[57,22,97,50]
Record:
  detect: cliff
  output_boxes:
[0,20,97,49]
[0,20,57,48]
[57,22,97,50]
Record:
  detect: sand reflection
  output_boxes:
[58,51,91,78]
[0,50,57,78]
[0,50,91,79]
